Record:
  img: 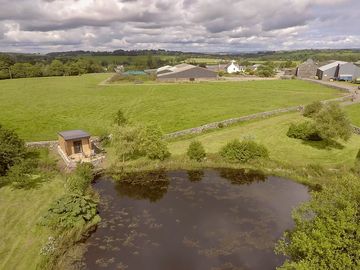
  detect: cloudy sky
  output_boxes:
[0,0,359,53]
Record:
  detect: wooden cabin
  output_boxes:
[58,130,92,157]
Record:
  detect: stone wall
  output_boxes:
[165,106,303,139]
[26,140,58,148]
[352,125,360,135]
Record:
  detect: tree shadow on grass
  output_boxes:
[301,139,345,150]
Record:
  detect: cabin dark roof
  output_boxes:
[58,130,90,140]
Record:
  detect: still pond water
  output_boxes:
[83,169,309,270]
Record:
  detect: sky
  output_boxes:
[0,0,359,53]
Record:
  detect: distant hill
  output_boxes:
[1,48,360,65]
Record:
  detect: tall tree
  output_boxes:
[0,54,15,79]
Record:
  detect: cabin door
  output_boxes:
[73,140,83,154]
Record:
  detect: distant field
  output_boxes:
[345,104,360,126]
[0,74,342,141]
[81,55,176,64]
[169,113,360,166]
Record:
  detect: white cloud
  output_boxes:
[0,0,358,52]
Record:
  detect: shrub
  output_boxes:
[187,141,206,162]
[113,109,127,126]
[276,175,360,269]
[40,194,98,229]
[220,139,269,163]
[6,159,43,189]
[37,148,58,172]
[111,124,170,161]
[66,163,94,195]
[99,133,111,147]
[303,101,323,118]
[314,103,352,142]
[287,121,320,141]
[0,125,27,176]
[141,125,170,161]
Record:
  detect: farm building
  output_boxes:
[58,130,92,158]
[316,61,360,81]
[295,59,318,78]
[157,64,218,82]
[156,65,173,74]
[225,60,245,73]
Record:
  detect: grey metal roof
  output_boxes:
[318,61,347,71]
[58,130,90,140]
[158,64,216,77]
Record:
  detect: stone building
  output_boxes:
[295,59,318,79]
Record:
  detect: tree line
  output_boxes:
[0,54,104,80]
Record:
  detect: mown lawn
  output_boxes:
[345,103,360,126]
[169,113,360,167]
[0,74,342,141]
[0,178,65,270]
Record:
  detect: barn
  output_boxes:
[316,61,360,81]
[157,64,218,82]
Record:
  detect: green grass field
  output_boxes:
[0,177,65,270]
[169,113,360,166]
[0,74,342,141]
[345,104,360,126]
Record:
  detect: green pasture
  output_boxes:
[345,103,360,126]
[0,74,343,141]
[169,113,360,167]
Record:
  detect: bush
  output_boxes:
[287,121,321,141]
[303,101,323,118]
[276,175,360,269]
[314,103,352,142]
[111,124,170,161]
[0,125,27,176]
[40,194,98,229]
[6,159,43,189]
[66,163,94,195]
[141,125,170,161]
[220,139,269,163]
[187,141,206,162]
[37,148,58,172]
[113,109,127,126]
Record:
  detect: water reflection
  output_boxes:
[114,170,169,202]
[187,170,204,182]
[219,168,266,185]
[84,169,309,270]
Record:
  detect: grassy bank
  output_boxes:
[168,112,360,167]
[0,74,342,141]
[0,177,65,270]
[345,103,360,126]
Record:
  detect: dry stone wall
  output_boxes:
[165,106,303,138]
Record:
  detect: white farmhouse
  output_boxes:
[226,60,242,73]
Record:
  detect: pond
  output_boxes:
[83,169,309,270]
